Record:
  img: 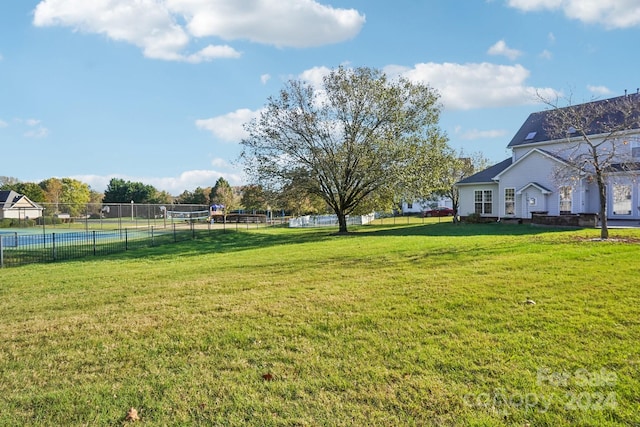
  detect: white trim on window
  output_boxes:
[504,188,515,216]
[474,190,493,215]
[559,186,572,214]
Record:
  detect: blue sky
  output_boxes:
[2,0,640,195]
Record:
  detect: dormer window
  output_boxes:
[525,131,537,140]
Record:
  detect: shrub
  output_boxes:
[464,213,483,223]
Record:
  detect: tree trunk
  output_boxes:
[337,212,348,233]
[597,177,608,239]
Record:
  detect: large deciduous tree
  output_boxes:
[40,177,64,211]
[16,182,47,203]
[240,66,449,233]
[103,178,163,204]
[176,187,211,205]
[210,177,235,222]
[240,184,268,213]
[40,178,91,216]
[275,169,327,216]
[541,93,640,239]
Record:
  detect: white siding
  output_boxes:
[458,184,499,217]
[497,151,561,217]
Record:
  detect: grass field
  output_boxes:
[0,221,639,426]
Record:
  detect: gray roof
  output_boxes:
[0,190,20,208]
[516,182,552,194]
[507,92,640,148]
[456,157,512,185]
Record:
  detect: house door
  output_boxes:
[521,190,545,219]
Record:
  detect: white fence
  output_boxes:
[289,213,376,228]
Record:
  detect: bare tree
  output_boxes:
[0,176,20,189]
[541,92,640,239]
[438,150,490,222]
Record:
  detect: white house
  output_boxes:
[0,190,43,220]
[456,93,640,221]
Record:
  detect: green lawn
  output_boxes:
[0,222,638,426]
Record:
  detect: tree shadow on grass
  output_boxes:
[68,221,588,266]
[90,228,338,263]
[353,221,582,238]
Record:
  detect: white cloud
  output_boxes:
[211,157,231,168]
[24,127,50,138]
[457,128,508,140]
[185,45,242,63]
[151,169,244,192]
[74,169,244,195]
[299,66,332,86]
[168,0,365,48]
[539,49,553,60]
[0,119,7,128]
[33,0,240,63]
[196,108,261,142]
[32,0,365,62]
[506,0,640,29]
[260,74,271,85]
[13,118,50,138]
[385,62,558,110]
[487,40,522,60]
[587,85,612,96]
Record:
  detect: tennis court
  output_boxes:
[0,223,201,267]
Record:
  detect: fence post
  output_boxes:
[125,229,128,250]
[0,236,4,268]
[151,226,154,246]
[52,233,56,261]
[93,231,97,256]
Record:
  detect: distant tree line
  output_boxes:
[0,175,330,219]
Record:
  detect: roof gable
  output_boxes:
[493,148,571,180]
[0,190,42,210]
[508,93,640,148]
[516,182,552,195]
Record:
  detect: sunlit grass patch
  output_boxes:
[0,222,638,425]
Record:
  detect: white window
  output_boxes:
[612,184,632,215]
[559,186,572,214]
[474,190,492,215]
[504,188,515,215]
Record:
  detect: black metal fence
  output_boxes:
[0,222,210,268]
[0,202,295,267]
